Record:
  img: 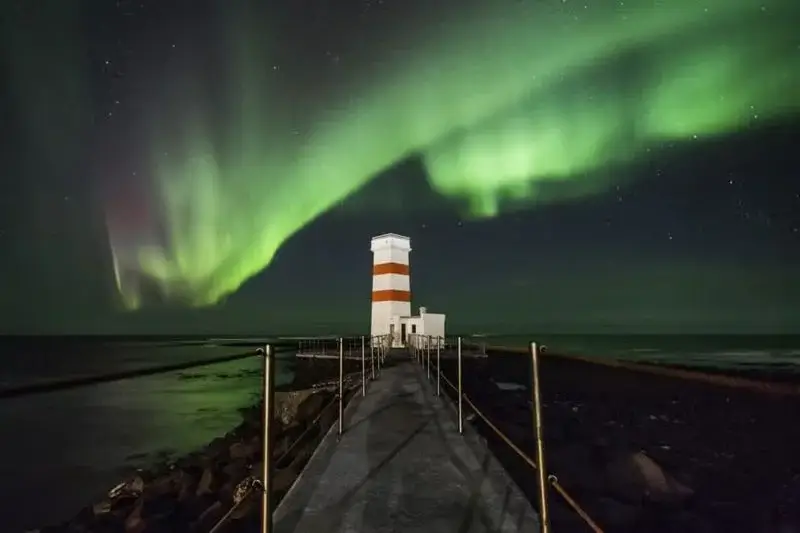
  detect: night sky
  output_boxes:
[1,0,798,335]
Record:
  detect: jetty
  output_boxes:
[273,349,538,533]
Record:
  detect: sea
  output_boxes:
[477,333,800,376]
[1,333,798,531]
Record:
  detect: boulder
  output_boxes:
[222,459,249,482]
[295,392,327,423]
[144,470,181,499]
[275,390,315,425]
[176,470,200,503]
[124,502,146,533]
[229,437,260,461]
[92,501,112,516]
[605,450,694,504]
[196,467,216,497]
[230,478,261,520]
[109,476,145,500]
[194,500,224,532]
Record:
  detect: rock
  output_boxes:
[196,467,216,497]
[176,470,199,502]
[144,471,178,498]
[206,437,229,458]
[92,501,112,516]
[124,502,146,533]
[295,392,326,422]
[605,450,694,504]
[229,437,259,461]
[223,459,249,482]
[144,495,177,520]
[230,477,261,520]
[109,475,145,499]
[194,501,224,532]
[275,390,316,425]
[219,477,239,499]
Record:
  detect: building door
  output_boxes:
[400,323,407,345]
[389,324,395,345]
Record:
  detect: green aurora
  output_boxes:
[8,0,799,309]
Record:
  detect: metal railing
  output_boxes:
[210,334,391,533]
[408,333,604,533]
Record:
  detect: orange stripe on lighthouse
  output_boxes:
[372,289,411,302]
[372,262,410,275]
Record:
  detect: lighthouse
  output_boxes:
[370,233,445,347]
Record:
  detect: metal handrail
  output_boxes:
[208,334,391,533]
[416,334,604,533]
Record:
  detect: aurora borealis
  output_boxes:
[94,0,798,309]
[1,0,799,333]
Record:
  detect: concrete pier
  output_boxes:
[273,357,539,533]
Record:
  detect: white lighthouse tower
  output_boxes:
[370,233,412,347]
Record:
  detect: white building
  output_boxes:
[370,233,446,348]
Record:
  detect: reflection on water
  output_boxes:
[0,342,295,532]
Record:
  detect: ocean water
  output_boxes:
[1,333,798,531]
[469,333,800,374]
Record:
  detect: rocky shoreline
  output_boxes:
[31,357,362,533]
[438,351,800,533]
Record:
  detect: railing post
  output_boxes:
[426,335,431,380]
[370,335,375,380]
[361,336,366,397]
[436,336,441,396]
[338,337,344,435]
[457,336,463,434]
[370,337,376,378]
[261,344,274,533]
[531,342,551,533]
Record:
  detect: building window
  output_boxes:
[411,324,417,333]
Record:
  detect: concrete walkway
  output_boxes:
[273,358,540,533]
